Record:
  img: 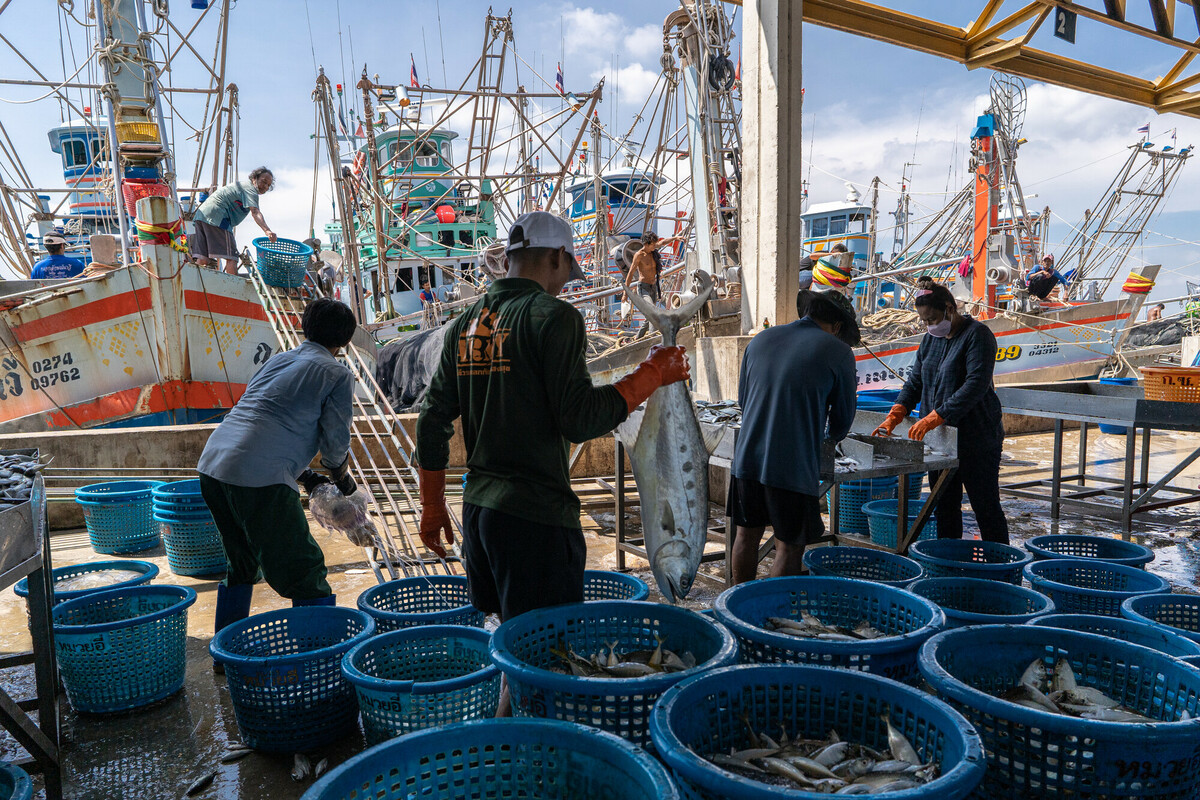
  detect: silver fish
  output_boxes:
[185,770,217,797]
[882,715,920,765]
[1053,659,1078,692]
[219,745,253,764]
[1020,659,1048,692]
[291,753,311,782]
[615,271,717,603]
[313,758,329,779]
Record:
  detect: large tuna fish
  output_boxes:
[615,271,717,603]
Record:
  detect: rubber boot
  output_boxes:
[213,583,253,674]
[292,594,336,607]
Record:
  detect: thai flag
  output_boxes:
[556,63,564,94]
[410,56,419,89]
[1137,122,1150,134]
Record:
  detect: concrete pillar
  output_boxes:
[741,0,804,331]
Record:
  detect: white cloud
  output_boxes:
[625,24,662,63]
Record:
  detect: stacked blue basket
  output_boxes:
[210,607,375,752]
[650,664,985,800]
[490,600,739,746]
[830,477,897,535]
[1030,614,1200,660]
[1122,594,1200,644]
[908,577,1054,628]
[920,625,1200,798]
[152,480,226,576]
[253,237,313,288]
[862,497,938,548]
[0,761,31,800]
[801,546,924,587]
[714,576,944,684]
[908,539,1032,584]
[1025,533,1155,568]
[583,570,650,601]
[303,719,679,800]
[1023,558,1171,616]
[358,575,484,632]
[52,585,196,713]
[75,481,160,554]
[342,625,501,745]
[14,560,158,606]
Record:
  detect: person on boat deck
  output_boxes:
[1147,303,1165,323]
[189,166,277,276]
[415,211,690,715]
[729,288,859,583]
[1026,254,1069,302]
[625,231,683,303]
[872,277,1009,545]
[197,298,359,655]
[798,243,848,292]
[30,234,85,279]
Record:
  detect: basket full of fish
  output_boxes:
[1023,558,1171,616]
[906,539,1031,584]
[919,624,1200,798]
[714,577,945,684]
[650,664,985,799]
[357,575,483,632]
[0,451,46,509]
[75,480,161,555]
[15,559,158,606]
[1030,613,1200,660]
[907,577,1054,628]
[801,547,924,588]
[489,600,739,746]
[1025,533,1155,569]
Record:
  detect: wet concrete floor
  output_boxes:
[1,427,1198,798]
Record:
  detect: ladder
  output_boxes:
[463,11,515,202]
[247,267,462,583]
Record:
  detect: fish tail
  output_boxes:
[623,270,715,346]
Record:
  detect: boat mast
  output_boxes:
[359,72,396,318]
[315,69,367,321]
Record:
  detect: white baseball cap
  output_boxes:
[505,211,584,282]
[42,234,67,247]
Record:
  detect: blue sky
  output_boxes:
[1,0,1197,302]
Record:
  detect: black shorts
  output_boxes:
[189,220,238,261]
[726,476,825,546]
[460,503,585,620]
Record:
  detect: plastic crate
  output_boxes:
[713,576,944,684]
[489,600,739,746]
[115,121,160,143]
[650,664,985,800]
[830,477,898,535]
[14,559,157,605]
[908,539,1032,584]
[121,178,170,216]
[342,625,501,746]
[1029,614,1200,660]
[210,607,375,752]
[1122,594,1200,644]
[154,513,226,577]
[357,575,483,632]
[52,585,195,714]
[908,577,1054,628]
[1024,558,1171,617]
[0,762,31,800]
[801,546,924,587]
[920,625,1200,798]
[863,497,938,548]
[1141,366,1200,403]
[1025,534,1154,569]
[303,718,679,800]
[253,237,313,288]
[583,570,650,601]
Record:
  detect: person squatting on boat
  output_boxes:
[414,211,690,714]
[189,166,277,275]
[1026,253,1069,302]
[872,277,1010,544]
[197,298,360,659]
[30,233,85,279]
[728,288,859,583]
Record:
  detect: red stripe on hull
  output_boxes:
[45,380,246,428]
[182,290,269,322]
[10,288,154,341]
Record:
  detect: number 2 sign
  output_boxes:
[1054,7,1077,44]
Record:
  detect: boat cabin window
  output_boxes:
[414,141,439,168]
[849,212,866,234]
[394,265,414,293]
[393,142,413,167]
[829,215,847,236]
[439,140,453,165]
[605,182,630,205]
[629,182,654,204]
[62,139,88,168]
[571,187,596,216]
[810,217,828,238]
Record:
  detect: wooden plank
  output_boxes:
[1150,0,1177,37]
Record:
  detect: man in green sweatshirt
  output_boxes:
[415,210,688,631]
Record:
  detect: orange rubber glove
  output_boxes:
[417,467,455,559]
[613,345,690,413]
[871,403,909,437]
[908,410,945,442]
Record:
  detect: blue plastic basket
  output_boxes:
[713,576,945,684]
[14,559,157,605]
[357,575,483,632]
[583,570,650,601]
[253,237,313,288]
[920,625,1200,798]
[0,762,31,800]
[210,607,375,752]
[342,625,501,746]
[151,478,204,501]
[801,546,924,587]
[650,664,985,800]
[301,718,679,800]
[1029,614,1200,660]
[863,497,938,548]
[76,480,160,554]
[153,513,226,577]
[830,477,896,534]
[1122,594,1200,644]
[908,538,1032,584]
[74,480,159,503]
[908,577,1054,628]
[1025,533,1155,568]
[490,600,739,746]
[52,585,195,714]
[1098,377,1137,434]
[1024,558,1172,617]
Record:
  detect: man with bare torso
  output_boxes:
[624,231,683,303]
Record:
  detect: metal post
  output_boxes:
[315,70,366,321]
[614,439,626,571]
[1051,419,1064,521]
[359,75,395,318]
[133,0,177,199]
[1140,427,1152,489]
[896,473,909,548]
[1123,426,1137,534]
[92,0,131,267]
[1077,421,1088,486]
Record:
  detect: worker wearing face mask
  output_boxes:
[871,277,1009,544]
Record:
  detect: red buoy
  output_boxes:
[435,205,456,224]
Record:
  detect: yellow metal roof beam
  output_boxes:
[1043,1,1200,53]
[966,0,1008,38]
[1104,0,1128,21]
